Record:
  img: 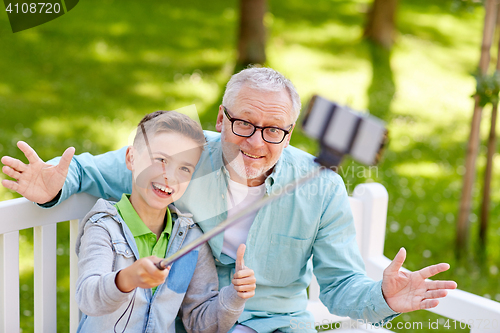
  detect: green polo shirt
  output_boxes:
[114,194,173,293]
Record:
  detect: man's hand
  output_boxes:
[1,141,74,204]
[382,247,458,313]
[232,244,256,299]
[115,256,170,293]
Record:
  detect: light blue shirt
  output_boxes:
[50,130,398,332]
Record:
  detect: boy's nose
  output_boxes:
[161,165,177,185]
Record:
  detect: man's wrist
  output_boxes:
[38,189,62,208]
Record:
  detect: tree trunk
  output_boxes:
[364,0,398,49]
[236,0,267,71]
[479,9,500,248]
[456,0,498,257]
[480,102,497,248]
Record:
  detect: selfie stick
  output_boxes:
[154,167,322,270]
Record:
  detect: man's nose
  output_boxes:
[246,129,266,148]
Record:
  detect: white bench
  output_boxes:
[0,183,499,333]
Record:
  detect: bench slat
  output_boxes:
[70,219,80,333]
[34,224,57,333]
[0,232,20,333]
[0,193,98,234]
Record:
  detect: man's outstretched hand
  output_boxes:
[382,247,458,313]
[1,141,74,204]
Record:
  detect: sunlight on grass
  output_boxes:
[164,75,221,106]
[181,48,236,69]
[399,10,483,49]
[269,44,370,111]
[23,79,62,106]
[392,36,477,122]
[133,82,164,99]
[91,40,127,63]
[17,29,41,42]
[108,22,131,36]
[280,21,363,46]
[34,116,135,151]
[395,161,448,178]
[0,83,12,95]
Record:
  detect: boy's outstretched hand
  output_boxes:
[115,256,170,293]
[1,141,74,204]
[382,247,458,313]
[232,244,256,299]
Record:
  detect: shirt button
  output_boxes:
[126,250,129,254]
[221,194,224,199]
[178,231,183,236]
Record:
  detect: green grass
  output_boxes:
[1,0,499,332]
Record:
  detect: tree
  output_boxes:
[456,0,499,256]
[236,0,267,71]
[479,4,500,250]
[364,0,398,49]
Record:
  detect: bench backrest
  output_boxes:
[0,193,98,333]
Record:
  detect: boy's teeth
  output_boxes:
[153,183,172,194]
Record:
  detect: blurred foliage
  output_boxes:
[451,0,484,13]
[475,72,500,107]
[0,0,499,332]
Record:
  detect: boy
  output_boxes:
[75,111,255,333]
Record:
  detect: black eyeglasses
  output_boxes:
[223,106,293,144]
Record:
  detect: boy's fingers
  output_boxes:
[1,179,19,191]
[1,156,27,173]
[232,275,256,286]
[146,256,170,275]
[233,284,256,292]
[17,141,41,164]
[236,244,246,271]
[233,268,255,280]
[237,290,255,299]
[2,166,21,180]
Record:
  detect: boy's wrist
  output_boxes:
[115,268,135,293]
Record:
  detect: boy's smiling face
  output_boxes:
[126,131,202,213]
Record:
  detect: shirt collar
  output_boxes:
[114,194,172,237]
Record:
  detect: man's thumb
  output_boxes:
[386,247,406,274]
[236,244,246,271]
[58,147,75,173]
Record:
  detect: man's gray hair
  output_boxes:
[222,67,302,122]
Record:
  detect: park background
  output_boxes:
[0,0,499,332]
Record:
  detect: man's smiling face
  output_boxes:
[216,84,295,186]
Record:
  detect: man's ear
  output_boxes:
[215,105,224,133]
[125,146,135,171]
[283,124,295,148]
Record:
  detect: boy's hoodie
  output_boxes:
[75,198,245,333]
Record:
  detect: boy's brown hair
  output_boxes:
[133,111,206,151]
